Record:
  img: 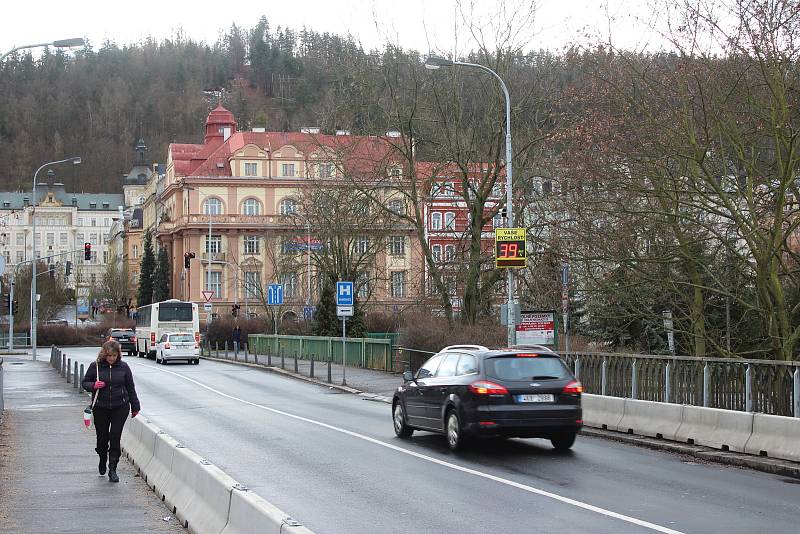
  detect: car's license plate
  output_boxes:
[517,394,554,403]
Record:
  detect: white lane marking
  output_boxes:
[133,362,686,534]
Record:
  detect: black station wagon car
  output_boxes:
[392,345,583,451]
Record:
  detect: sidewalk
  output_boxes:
[0,353,185,534]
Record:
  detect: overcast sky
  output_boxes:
[1,0,670,56]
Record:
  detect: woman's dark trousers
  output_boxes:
[93,404,129,469]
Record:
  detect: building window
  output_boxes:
[206,235,222,254]
[443,182,457,197]
[34,233,41,246]
[203,197,223,215]
[388,199,405,215]
[445,244,455,262]
[243,235,260,255]
[91,251,98,264]
[279,198,298,216]
[132,245,139,259]
[103,251,109,263]
[356,271,369,298]
[16,251,24,263]
[431,212,442,230]
[493,212,503,228]
[354,236,369,255]
[430,183,443,197]
[390,271,406,298]
[388,236,405,256]
[491,182,503,197]
[90,233,98,245]
[281,163,296,177]
[60,232,68,246]
[91,218,97,226]
[205,271,222,295]
[444,212,456,231]
[242,198,261,215]
[280,273,297,299]
[244,162,258,177]
[318,163,334,178]
[16,232,24,246]
[244,271,260,299]
[102,234,109,245]
[432,244,442,262]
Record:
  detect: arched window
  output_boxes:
[279,198,298,216]
[431,212,442,230]
[203,197,223,215]
[444,212,456,230]
[242,198,261,216]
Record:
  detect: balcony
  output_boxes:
[202,252,226,263]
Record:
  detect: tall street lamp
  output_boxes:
[1,38,85,62]
[31,157,81,361]
[425,55,517,346]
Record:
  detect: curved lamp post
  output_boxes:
[424,55,517,346]
[1,38,85,62]
[31,157,81,360]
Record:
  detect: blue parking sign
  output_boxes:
[336,281,354,306]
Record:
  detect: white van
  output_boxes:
[134,300,199,359]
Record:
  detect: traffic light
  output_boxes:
[84,242,91,261]
[231,304,240,317]
[11,300,18,315]
[65,261,72,277]
[184,251,195,269]
[500,207,508,218]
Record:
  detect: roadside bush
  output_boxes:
[36,325,95,346]
[205,316,269,347]
[398,312,506,354]
[364,312,400,334]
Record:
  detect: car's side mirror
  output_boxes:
[403,369,414,382]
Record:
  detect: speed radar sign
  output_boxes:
[495,228,527,268]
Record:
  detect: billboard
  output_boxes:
[516,310,556,346]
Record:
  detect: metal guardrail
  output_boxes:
[0,333,31,348]
[563,352,800,417]
[396,346,800,417]
[247,334,393,371]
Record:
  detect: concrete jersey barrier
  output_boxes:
[675,406,754,452]
[122,416,315,534]
[745,413,800,462]
[582,394,625,432]
[617,399,684,441]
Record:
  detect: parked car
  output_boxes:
[107,328,136,356]
[43,320,69,326]
[155,332,200,365]
[392,345,583,451]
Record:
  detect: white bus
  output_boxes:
[134,299,200,359]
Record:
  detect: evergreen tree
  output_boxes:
[137,232,155,306]
[152,246,171,302]
[313,281,338,337]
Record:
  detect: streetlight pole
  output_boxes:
[1,38,85,63]
[425,55,517,346]
[30,157,81,360]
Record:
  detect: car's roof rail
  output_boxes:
[442,344,490,352]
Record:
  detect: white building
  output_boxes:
[0,181,124,289]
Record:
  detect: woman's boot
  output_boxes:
[95,448,107,476]
[108,452,119,483]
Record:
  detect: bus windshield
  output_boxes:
[158,303,193,322]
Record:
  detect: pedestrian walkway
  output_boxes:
[0,353,185,534]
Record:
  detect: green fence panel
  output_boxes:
[243,334,391,370]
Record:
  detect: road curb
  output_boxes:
[581,427,800,479]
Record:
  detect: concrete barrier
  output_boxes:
[221,489,313,534]
[162,446,205,524]
[744,413,800,462]
[618,399,684,441]
[183,461,239,534]
[582,394,625,432]
[675,406,754,452]
[121,416,150,469]
[148,433,180,500]
[133,420,160,477]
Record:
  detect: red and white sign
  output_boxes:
[516,311,555,346]
[202,291,215,302]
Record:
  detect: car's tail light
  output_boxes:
[469,380,509,395]
[515,353,539,357]
[195,332,200,343]
[150,332,156,344]
[164,342,171,349]
[562,380,583,394]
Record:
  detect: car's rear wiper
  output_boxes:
[530,375,561,380]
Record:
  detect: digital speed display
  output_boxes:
[495,228,527,268]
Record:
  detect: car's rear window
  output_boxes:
[169,334,195,342]
[485,355,570,381]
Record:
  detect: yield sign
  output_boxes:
[202,290,215,302]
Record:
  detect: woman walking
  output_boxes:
[81,339,140,482]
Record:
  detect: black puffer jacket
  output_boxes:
[81,359,141,412]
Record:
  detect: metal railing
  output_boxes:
[246,334,393,371]
[563,352,800,417]
[0,358,5,417]
[0,333,31,348]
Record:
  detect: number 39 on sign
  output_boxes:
[495,228,527,268]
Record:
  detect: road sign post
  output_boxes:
[336,282,354,386]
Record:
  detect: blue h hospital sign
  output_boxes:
[336,281,354,306]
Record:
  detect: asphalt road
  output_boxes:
[58,347,800,534]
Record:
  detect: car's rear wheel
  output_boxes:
[446,410,466,451]
[393,402,413,438]
[550,432,576,451]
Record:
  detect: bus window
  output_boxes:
[158,303,193,321]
